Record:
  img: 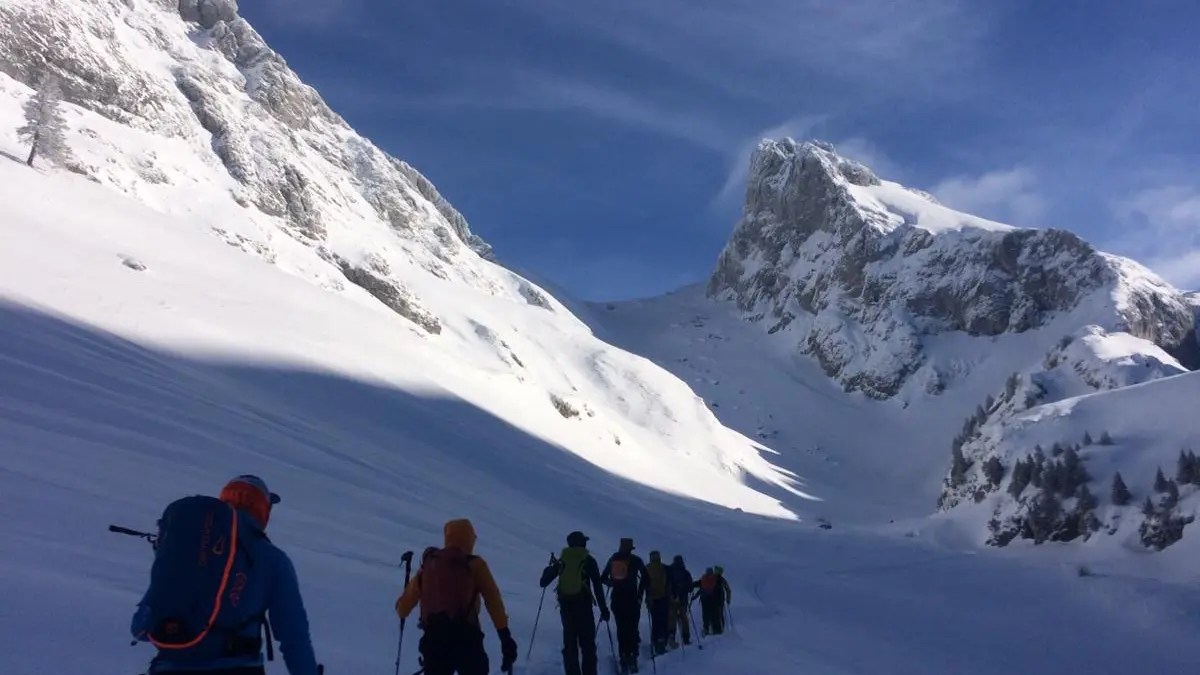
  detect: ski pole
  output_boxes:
[604,589,619,674]
[605,617,618,674]
[644,596,657,674]
[687,598,703,650]
[649,613,657,674]
[109,524,157,547]
[395,550,414,675]
[527,552,556,661]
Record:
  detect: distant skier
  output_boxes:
[694,566,732,636]
[395,518,518,675]
[130,475,320,675]
[601,538,648,673]
[643,551,671,655]
[540,531,610,675]
[665,555,693,648]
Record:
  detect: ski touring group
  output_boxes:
[112,475,733,675]
[535,532,732,675]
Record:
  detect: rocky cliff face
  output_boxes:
[0,0,508,331]
[708,139,1197,399]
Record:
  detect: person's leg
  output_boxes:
[457,623,490,675]
[419,623,453,675]
[561,603,584,675]
[679,600,692,644]
[666,598,678,647]
[578,604,599,675]
[614,601,638,669]
[652,598,669,651]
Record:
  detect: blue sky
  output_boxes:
[241,0,1200,300]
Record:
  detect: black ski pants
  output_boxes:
[667,596,690,644]
[648,596,670,647]
[559,597,599,675]
[699,596,724,635]
[419,616,489,675]
[611,595,642,667]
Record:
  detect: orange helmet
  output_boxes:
[218,474,281,527]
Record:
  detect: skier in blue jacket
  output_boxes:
[131,475,320,675]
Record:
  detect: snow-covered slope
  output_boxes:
[938,370,1200,551]
[0,153,798,516]
[7,154,1200,675]
[709,139,1197,401]
[0,0,512,325]
[0,0,810,513]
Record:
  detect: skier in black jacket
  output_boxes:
[601,538,648,674]
[666,555,693,648]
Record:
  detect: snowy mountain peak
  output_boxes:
[710,137,1196,399]
[753,138,883,192]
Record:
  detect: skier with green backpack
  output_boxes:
[540,531,610,675]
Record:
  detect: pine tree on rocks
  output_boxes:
[1082,431,1093,446]
[1111,472,1132,506]
[983,456,1004,487]
[17,72,72,168]
[1009,458,1033,498]
[950,444,970,487]
[1076,483,1097,512]
[1099,431,1114,446]
[1154,467,1169,493]
[1163,480,1180,510]
[1177,449,1198,486]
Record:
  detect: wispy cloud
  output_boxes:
[502,72,735,153]
[829,137,902,181]
[933,168,1047,226]
[1112,185,1200,289]
[512,0,990,104]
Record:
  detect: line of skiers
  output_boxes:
[537,531,732,675]
[121,475,730,675]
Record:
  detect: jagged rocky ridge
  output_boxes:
[708,139,1198,399]
[0,0,503,332]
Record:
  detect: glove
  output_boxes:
[600,606,611,622]
[499,627,518,673]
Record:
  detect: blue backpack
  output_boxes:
[143,495,269,662]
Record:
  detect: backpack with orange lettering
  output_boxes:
[418,546,478,625]
[142,495,263,662]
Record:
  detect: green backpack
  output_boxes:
[556,546,590,597]
[646,560,668,599]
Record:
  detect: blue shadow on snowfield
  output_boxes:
[0,298,799,672]
[6,300,1200,675]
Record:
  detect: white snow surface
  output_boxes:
[846,177,1014,235]
[6,144,1200,675]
